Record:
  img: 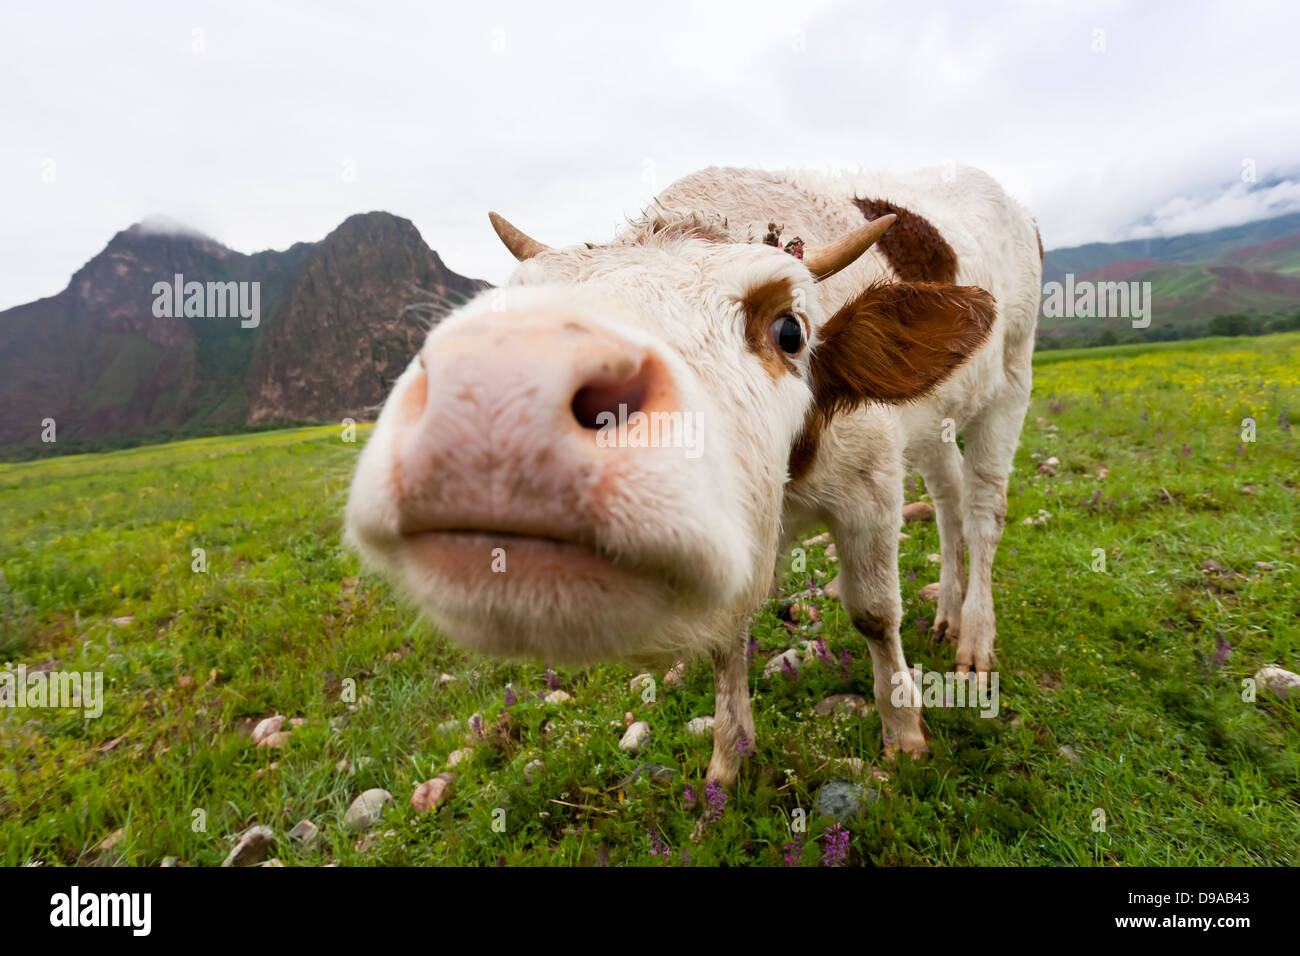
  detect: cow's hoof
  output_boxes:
[882,726,930,762]
[955,647,996,679]
[931,618,960,646]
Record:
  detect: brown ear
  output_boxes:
[810,281,996,411]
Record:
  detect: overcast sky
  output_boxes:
[2,0,1298,309]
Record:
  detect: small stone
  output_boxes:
[663,662,686,686]
[825,543,837,558]
[434,718,462,737]
[685,716,715,738]
[160,856,177,867]
[289,717,306,729]
[803,532,832,546]
[1200,559,1224,573]
[1057,744,1081,765]
[823,575,841,600]
[222,825,274,867]
[344,788,393,831]
[1036,462,1057,477]
[1044,456,1060,467]
[788,600,818,623]
[916,582,941,602]
[288,819,318,846]
[814,694,871,718]
[544,690,572,705]
[1255,666,1300,700]
[99,828,124,852]
[630,673,654,692]
[898,532,911,541]
[411,774,454,813]
[260,858,284,867]
[523,759,545,784]
[1241,484,1256,494]
[446,748,472,768]
[926,553,941,563]
[438,673,456,685]
[815,780,877,822]
[763,647,803,679]
[250,715,284,745]
[619,763,676,789]
[619,721,651,753]
[257,730,290,749]
[1097,467,1109,480]
[902,502,934,523]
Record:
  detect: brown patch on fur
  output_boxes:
[787,281,996,482]
[853,198,958,283]
[741,277,801,380]
[1035,227,1044,263]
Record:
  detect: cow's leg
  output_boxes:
[706,624,755,787]
[828,479,927,759]
[913,437,967,644]
[954,392,1029,676]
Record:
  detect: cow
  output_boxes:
[345,165,1041,785]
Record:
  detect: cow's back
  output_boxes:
[643,166,1041,446]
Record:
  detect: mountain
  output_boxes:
[1040,212,1300,332]
[0,214,489,452]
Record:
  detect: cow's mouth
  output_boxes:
[401,528,660,586]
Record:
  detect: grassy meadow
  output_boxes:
[1,333,1298,866]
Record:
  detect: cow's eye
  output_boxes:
[770,314,803,354]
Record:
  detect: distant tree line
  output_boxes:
[1036,308,1300,351]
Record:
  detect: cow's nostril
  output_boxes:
[571,368,648,431]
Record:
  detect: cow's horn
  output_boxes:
[488,212,550,261]
[802,214,896,280]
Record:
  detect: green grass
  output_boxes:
[2,335,1298,867]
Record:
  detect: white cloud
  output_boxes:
[1127,179,1300,239]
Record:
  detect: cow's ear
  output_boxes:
[809,281,995,412]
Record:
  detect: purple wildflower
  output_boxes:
[1154,431,1162,440]
[821,823,850,866]
[1181,443,1192,457]
[905,570,917,583]
[1213,635,1231,668]
[469,713,483,738]
[781,655,799,680]
[1142,410,1149,422]
[917,617,931,636]
[784,835,804,866]
[838,647,853,683]
[544,668,560,690]
[683,784,696,810]
[815,638,834,668]
[705,779,728,820]
[649,828,668,857]
[736,733,753,758]
[503,684,516,707]
[746,636,759,663]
